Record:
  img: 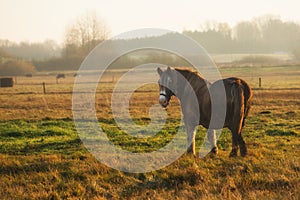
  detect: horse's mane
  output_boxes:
[174,67,205,82]
[174,67,209,92]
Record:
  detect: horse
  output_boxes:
[56,73,65,79]
[157,66,252,157]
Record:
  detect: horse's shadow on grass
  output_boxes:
[2,138,84,155]
[28,138,83,153]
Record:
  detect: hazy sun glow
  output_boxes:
[0,0,300,43]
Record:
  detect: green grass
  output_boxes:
[0,109,299,199]
[0,119,82,155]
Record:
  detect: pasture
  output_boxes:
[0,65,299,199]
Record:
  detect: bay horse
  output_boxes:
[157,67,252,157]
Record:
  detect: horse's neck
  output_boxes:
[175,73,210,102]
[175,76,210,126]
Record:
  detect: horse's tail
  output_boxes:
[241,80,252,127]
[231,80,245,133]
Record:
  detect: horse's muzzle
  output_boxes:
[159,94,169,108]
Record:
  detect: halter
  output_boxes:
[158,68,178,105]
[171,71,178,95]
[163,70,178,96]
[159,91,172,102]
[159,93,168,97]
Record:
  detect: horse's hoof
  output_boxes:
[185,151,196,158]
[209,147,218,158]
[209,153,217,158]
[211,146,218,154]
[240,153,247,157]
[229,150,238,157]
[240,146,247,157]
[240,150,247,157]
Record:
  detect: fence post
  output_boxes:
[259,77,262,88]
[43,82,46,94]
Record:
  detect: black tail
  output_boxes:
[231,80,245,133]
[241,80,252,127]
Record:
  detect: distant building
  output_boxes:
[0,77,14,87]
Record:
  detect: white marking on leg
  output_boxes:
[207,129,217,149]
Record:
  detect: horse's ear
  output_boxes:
[157,67,163,76]
[167,66,172,72]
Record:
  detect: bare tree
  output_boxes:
[233,21,261,44]
[217,23,232,37]
[64,12,110,57]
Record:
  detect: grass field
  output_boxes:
[0,65,299,199]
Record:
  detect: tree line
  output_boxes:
[0,39,61,60]
[184,15,300,54]
[1,14,300,74]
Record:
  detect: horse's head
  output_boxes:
[157,66,176,108]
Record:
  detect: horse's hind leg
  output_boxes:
[239,118,247,156]
[230,127,247,157]
[238,134,247,157]
[229,129,239,157]
[207,129,218,155]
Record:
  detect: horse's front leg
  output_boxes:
[186,125,197,155]
[207,129,218,155]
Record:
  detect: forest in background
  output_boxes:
[1,15,300,74]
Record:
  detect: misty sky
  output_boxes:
[1,0,300,43]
